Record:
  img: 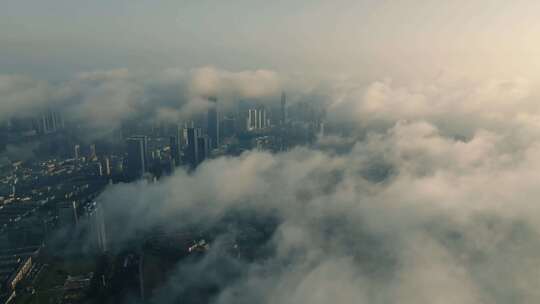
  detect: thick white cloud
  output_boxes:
[0,75,71,121]
[3,1,540,301]
[0,67,283,134]
[63,69,145,132]
[327,76,540,140]
[95,114,540,303]
[5,64,540,303]
[189,67,281,99]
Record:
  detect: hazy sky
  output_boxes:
[5,3,540,303]
[2,0,540,79]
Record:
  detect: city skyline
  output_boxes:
[2,1,540,304]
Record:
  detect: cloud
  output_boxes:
[6,65,540,303]
[189,67,281,99]
[90,112,540,303]
[0,142,38,163]
[0,67,283,136]
[326,76,540,140]
[62,69,145,134]
[0,75,71,121]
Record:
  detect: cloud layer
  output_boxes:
[5,64,540,303]
[97,115,540,303]
[0,67,282,135]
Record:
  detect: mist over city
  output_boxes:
[2,1,540,303]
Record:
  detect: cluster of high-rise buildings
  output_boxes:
[125,96,228,179]
[2,92,326,186]
[35,110,64,135]
[247,107,269,131]
[125,135,149,179]
[0,90,330,303]
[3,110,65,138]
[121,93,332,181]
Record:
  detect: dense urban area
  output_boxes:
[0,94,325,303]
[6,1,540,304]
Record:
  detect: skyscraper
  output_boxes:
[247,109,257,131]
[89,144,97,161]
[87,202,107,253]
[221,116,236,138]
[182,126,189,147]
[197,135,210,163]
[74,144,80,161]
[170,135,181,166]
[186,128,202,169]
[58,201,78,227]
[103,157,111,176]
[36,110,64,134]
[126,135,148,179]
[247,106,268,131]
[258,108,264,129]
[207,97,220,149]
[95,204,107,252]
[281,92,287,125]
[96,162,103,176]
[236,101,249,133]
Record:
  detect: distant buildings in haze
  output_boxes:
[247,107,269,131]
[207,97,220,150]
[126,135,148,180]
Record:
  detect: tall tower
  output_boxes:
[89,144,97,161]
[103,157,111,176]
[58,201,79,227]
[207,97,219,149]
[186,128,202,168]
[74,144,80,161]
[38,110,64,134]
[87,201,107,253]
[247,109,257,131]
[169,136,181,166]
[95,203,107,253]
[126,135,148,179]
[258,106,267,129]
[197,135,210,163]
[281,92,287,125]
